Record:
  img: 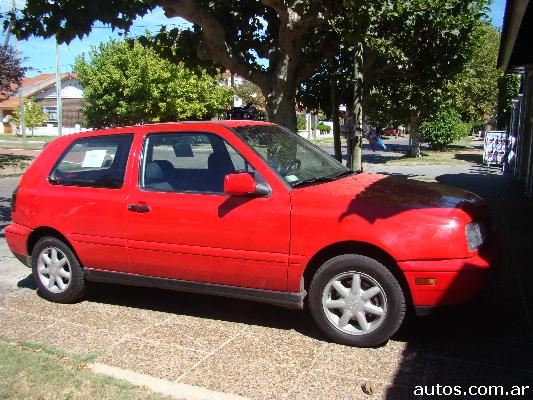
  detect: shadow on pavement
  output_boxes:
[0,196,11,239]
[17,274,36,290]
[81,282,327,340]
[454,152,484,165]
[385,170,533,398]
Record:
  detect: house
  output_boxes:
[498,0,533,197]
[0,73,85,135]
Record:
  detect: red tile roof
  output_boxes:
[0,73,79,110]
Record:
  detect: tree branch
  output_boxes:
[295,34,338,83]
[158,0,267,87]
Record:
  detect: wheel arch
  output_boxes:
[302,241,413,307]
[27,227,75,260]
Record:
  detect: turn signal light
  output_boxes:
[414,278,437,286]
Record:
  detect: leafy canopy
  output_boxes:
[73,40,233,128]
[448,22,502,125]
[7,0,376,131]
[0,45,27,98]
[298,0,489,127]
[233,80,265,109]
[13,98,48,135]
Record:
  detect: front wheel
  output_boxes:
[32,236,86,303]
[309,254,405,347]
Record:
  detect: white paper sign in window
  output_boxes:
[81,150,108,168]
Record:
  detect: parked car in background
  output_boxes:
[381,127,400,137]
[6,121,498,347]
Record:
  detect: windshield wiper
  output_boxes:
[291,176,336,187]
[330,169,356,179]
[291,169,356,188]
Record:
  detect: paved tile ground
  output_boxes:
[1,141,533,399]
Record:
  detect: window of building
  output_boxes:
[44,106,57,125]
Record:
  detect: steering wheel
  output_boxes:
[280,158,301,175]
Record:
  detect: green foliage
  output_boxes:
[13,98,49,136]
[318,123,331,134]
[298,0,488,129]
[233,80,265,108]
[497,73,520,129]
[9,0,378,132]
[420,108,467,150]
[0,45,26,97]
[449,23,501,125]
[73,40,233,128]
[297,117,307,131]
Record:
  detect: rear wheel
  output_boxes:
[309,254,405,347]
[32,237,86,303]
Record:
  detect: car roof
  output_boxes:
[49,120,275,143]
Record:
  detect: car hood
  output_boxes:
[294,172,484,218]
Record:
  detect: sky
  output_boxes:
[1,0,508,78]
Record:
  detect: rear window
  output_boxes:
[49,134,134,189]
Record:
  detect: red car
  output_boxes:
[6,121,497,346]
[381,127,400,137]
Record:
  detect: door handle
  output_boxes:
[127,204,150,213]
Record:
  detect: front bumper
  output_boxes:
[399,245,499,308]
[5,223,32,267]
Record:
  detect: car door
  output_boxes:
[125,125,291,291]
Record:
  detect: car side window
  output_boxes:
[141,132,254,193]
[49,134,134,189]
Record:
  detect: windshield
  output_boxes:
[234,125,350,187]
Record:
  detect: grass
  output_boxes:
[0,337,170,400]
[0,143,44,151]
[0,154,34,177]
[0,135,55,151]
[386,136,483,165]
[0,135,57,142]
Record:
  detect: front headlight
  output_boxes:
[465,221,487,251]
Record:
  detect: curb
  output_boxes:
[89,363,248,400]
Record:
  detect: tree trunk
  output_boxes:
[409,111,421,157]
[329,55,342,162]
[264,88,297,132]
[348,42,364,171]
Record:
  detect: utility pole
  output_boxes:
[3,21,12,47]
[55,41,63,136]
[18,91,26,140]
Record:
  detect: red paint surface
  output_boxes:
[6,121,498,306]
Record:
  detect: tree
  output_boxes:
[449,22,501,126]
[0,45,26,98]
[298,0,488,158]
[363,0,488,156]
[496,73,520,130]
[73,40,233,128]
[10,0,375,132]
[13,98,48,136]
[233,80,265,109]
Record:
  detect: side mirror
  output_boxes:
[224,173,270,197]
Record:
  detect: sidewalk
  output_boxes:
[0,148,41,157]
[1,156,533,399]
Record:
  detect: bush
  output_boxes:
[317,123,331,134]
[297,116,306,131]
[420,108,468,150]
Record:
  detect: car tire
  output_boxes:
[31,236,86,303]
[309,254,405,347]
